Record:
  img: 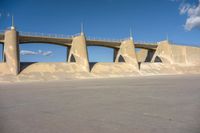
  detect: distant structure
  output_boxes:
[0,21,200,80]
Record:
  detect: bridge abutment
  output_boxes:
[4,29,20,75]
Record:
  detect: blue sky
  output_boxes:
[0,0,200,62]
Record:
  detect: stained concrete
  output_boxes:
[4,29,20,75]
[0,28,200,82]
[0,75,200,133]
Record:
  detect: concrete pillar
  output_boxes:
[113,48,118,62]
[66,46,70,62]
[151,40,172,64]
[68,34,89,72]
[115,39,138,69]
[4,29,20,75]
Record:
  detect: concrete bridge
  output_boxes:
[0,26,200,79]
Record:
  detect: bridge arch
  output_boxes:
[136,48,157,63]
[87,45,118,63]
[19,43,70,63]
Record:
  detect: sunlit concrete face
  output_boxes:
[0,28,200,81]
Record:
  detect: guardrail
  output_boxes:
[0,30,158,45]
[19,31,81,39]
[87,36,121,42]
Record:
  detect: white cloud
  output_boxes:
[20,50,53,56]
[179,0,200,30]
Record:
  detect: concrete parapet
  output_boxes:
[4,29,20,75]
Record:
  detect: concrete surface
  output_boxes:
[0,75,200,133]
[4,29,20,75]
[1,28,200,79]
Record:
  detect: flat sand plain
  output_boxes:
[0,75,200,133]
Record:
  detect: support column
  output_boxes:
[151,40,172,63]
[66,46,70,62]
[113,48,118,62]
[4,29,20,75]
[115,39,138,69]
[68,34,89,72]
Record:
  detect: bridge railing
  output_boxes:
[86,36,121,42]
[135,41,156,45]
[86,36,156,45]
[19,31,81,39]
[0,30,157,45]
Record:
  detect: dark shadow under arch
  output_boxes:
[118,55,125,62]
[69,54,76,62]
[145,50,155,62]
[154,56,162,62]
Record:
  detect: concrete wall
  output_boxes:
[91,63,139,75]
[20,63,87,73]
[152,40,200,65]
[0,29,200,81]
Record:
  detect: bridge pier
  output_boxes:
[113,48,119,62]
[4,28,20,75]
[68,34,89,72]
[151,40,172,63]
[115,39,139,69]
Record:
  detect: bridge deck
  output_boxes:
[0,33,158,50]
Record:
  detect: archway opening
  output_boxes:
[136,48,156,63]
[87,46,115,69]
[0,44,3,62]
[19,43,69,71]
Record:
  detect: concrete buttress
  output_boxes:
[4,29,20,75]
[115,39,138,69]
[68,35,89,72]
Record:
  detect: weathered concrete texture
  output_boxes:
[152,41,200,65]
[151,41,172,64]
[20,63,87,73]
[0,27,200,82]
[136,49,148,62]
[136,49,155,63]
[91,63,140,75]
[0,63,11,75]
[68,35,89,72]
[4,29,20,75]
[115,39,138,69]
[90,39,139,74]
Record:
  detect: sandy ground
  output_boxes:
[0,75,200,133]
